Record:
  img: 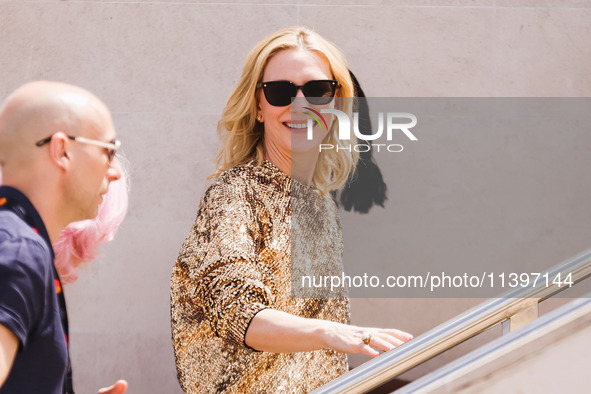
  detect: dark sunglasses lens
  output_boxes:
[303,81,336,105]
[264,82,296,106]
[262,81,337,106]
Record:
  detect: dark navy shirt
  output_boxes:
[0,186,68,393]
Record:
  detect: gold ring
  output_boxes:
[361,332,373,345]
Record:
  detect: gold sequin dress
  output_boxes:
[170,160,350,393]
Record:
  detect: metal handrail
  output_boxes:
[396,294,591,393]
[313,248,591,394]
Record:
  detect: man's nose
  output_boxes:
[107,157,122,182]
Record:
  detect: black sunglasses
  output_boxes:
[257,80,339,107]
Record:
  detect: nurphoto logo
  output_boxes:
[304,108,418,153]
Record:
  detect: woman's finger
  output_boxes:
[376,333,405,348]
[359,344,380,358]
[366,335,396,352]
[378,328,413,342]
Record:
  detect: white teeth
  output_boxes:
[286,122,308,129]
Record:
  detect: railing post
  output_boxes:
[502,302,539,334]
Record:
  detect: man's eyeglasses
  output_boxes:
[257,80,338,107]
[35,134,121,163]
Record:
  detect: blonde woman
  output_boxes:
[170,27,412,393]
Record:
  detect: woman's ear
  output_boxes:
[256,91,264,122]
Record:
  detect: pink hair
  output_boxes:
[0,163,130,284]
[53,167,129,284]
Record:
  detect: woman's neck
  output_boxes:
[264,144,319,186]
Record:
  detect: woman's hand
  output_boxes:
[320,321,413,357]
[246,309,412,356]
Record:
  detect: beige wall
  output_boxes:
[1,1,590,393]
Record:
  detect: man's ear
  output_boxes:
[48,132,71,170]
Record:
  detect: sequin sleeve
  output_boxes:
[175,178,275,347]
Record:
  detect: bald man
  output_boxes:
[0,82,127,394]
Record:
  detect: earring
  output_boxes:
[256,114,263,123]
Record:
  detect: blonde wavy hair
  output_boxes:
[213,26,358,194]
